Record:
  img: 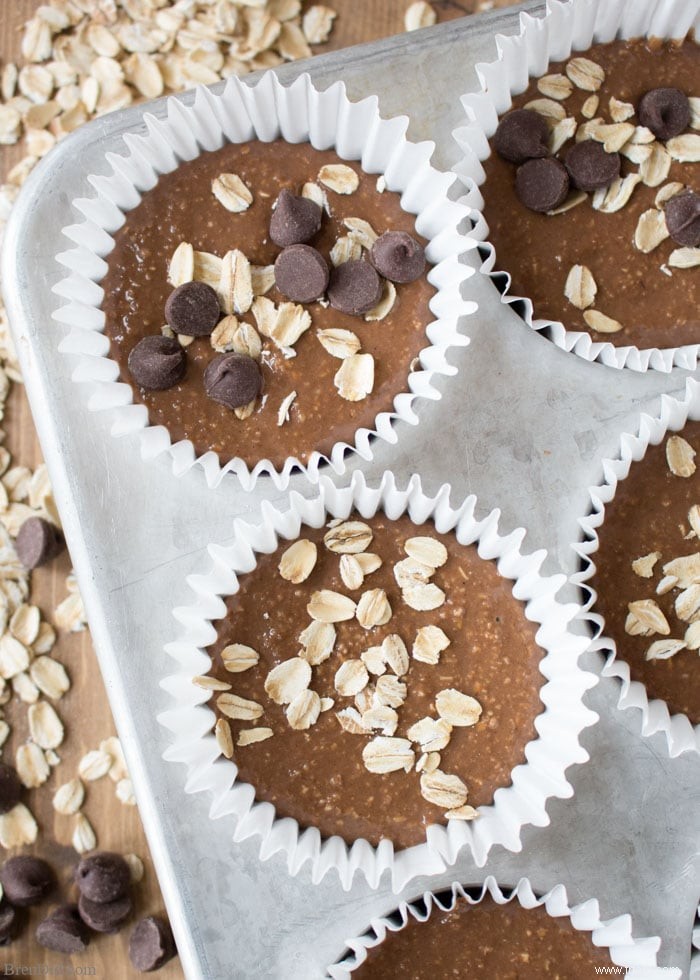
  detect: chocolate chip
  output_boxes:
[328,260,383,315]
[270,188,323,247]
[36,905,90,954]
[15,517,64,570]
[274,244,329,303]
[0,899,21,945]
[0,857,55,907]
[370,231,426,283]
[565,140,621,192]
[493,108,550,164]
[164,281,221,336]
[75,852,131,904]
[203,353,262,410]
[128,335,187,391]
[0,764,22,815]
[78,891,133,934]
[665,190,700,247]
[515,157,570,213]
[638,87,691,140]
[129,916,176,972]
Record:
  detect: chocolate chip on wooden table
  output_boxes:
[665,190,700,247]
[371,231,426,283]
[515,157,570,213]
[270,188,323,247]
[203,353,262,410]
[638,87,691,140]
[78,891,133,934]
[129,915,177,972]
[164,281,221,336]
[75,852,131,904]
[493,108,550,164]
[0,763,22,815]
[36,905,90,954]
[274,244,330,303]
[565,140,621,192]
[15,516,64,570]
[128,335,187,391]
[0,899,21,945]
[0,856,55,907]
[327,259,383,315]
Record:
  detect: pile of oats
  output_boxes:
[520,55,700,332]
[207,520,482,823]
[625,434,700,662]
[0,0,338,860]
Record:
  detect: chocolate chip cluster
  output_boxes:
[0,846,175,973]
[495,83,698,246]
[126,180,426,417]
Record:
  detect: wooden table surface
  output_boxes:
[0,1,518,976]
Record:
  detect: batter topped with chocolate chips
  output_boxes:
[199,513,545,849]
[591,424,700,723]
[350,895,615,978]
[101,141,434,467]
[483,37,699,349]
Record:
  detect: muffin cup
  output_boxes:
[692,903,700,978]
[453,0,700,373]
[158,472,597,892]
[327,876,677,978]
[52,72,473,490]
[573,377,700,757]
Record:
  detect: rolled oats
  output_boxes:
[402,582,445,611]
[412,624,450,665]
[669,247,700,269]
[645,638,686,661]
[393,557,433,589]
[537,73,574,101]
[0,804,38,848]
[299,620,336,666]
[564,265,597,310]
[307,589,356,623]
[124,854,144,884]
[339,554,364,591]
[286,690,321,730]
[192,675,232,693]
[116,778,136,806]
[404,1,436,31]
[264,657,311,705]
[334,353,374,402]
[324,521,373,554]
[381,634,409,676]
[334,659,369,697]
[666,134,700,163]
[356,588,392,629]
[318,164,359,195]
[583,309,623,334]
[666,435,696,478]
[316,328,361,359]
[16,742,50,788]
[336,707,369,734]
[237,727,274,746]
[221,643,260,673]
[436,688,482,727]
[566,57,605,92]
[28,700,64,749]
[278,538,317,584]
[217,693,265,722]
[634,209,669,254]
[640,144,672,188]
[420,769,468,809]
[215,718,234,758]
[362,736,414,774]
[72,813,97,854]
[407,717,452,753]
[212,173,253,213]
[632,552,661,578]
[374,674,407,709]
[52,778,85,815]
[404,536,447,569]
[79,748,112,781]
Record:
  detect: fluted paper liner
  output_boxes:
[158,472,597,892]
[453,0,700,373]
[574,377,700,757]
[327,876,678,979]
[52,72,473,490]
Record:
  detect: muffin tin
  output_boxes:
[2,1,699,977]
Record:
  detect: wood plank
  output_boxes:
[0,2,521,975]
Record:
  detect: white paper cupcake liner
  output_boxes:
[158,471,597,892]
[52,72,473,491]
[453,0,700,374]
[692,902,700,979]
[573,376,700,757]
[327,876,678,979]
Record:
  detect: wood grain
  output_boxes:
[0,1,520,976]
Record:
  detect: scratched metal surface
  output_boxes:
[2,2,699,977]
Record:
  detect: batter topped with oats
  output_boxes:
[100,140,435,468]
[482,37,699,349]
[350,895,615,978]
[591,423,700,723]
[198,513,544,849]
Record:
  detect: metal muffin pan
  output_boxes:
[2,1,699,976]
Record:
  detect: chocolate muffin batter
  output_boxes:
[482,38,699,349]
[208,515,544,849]
[591,422,700,722]
[101,142,434,467]
[352,896,614,978]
